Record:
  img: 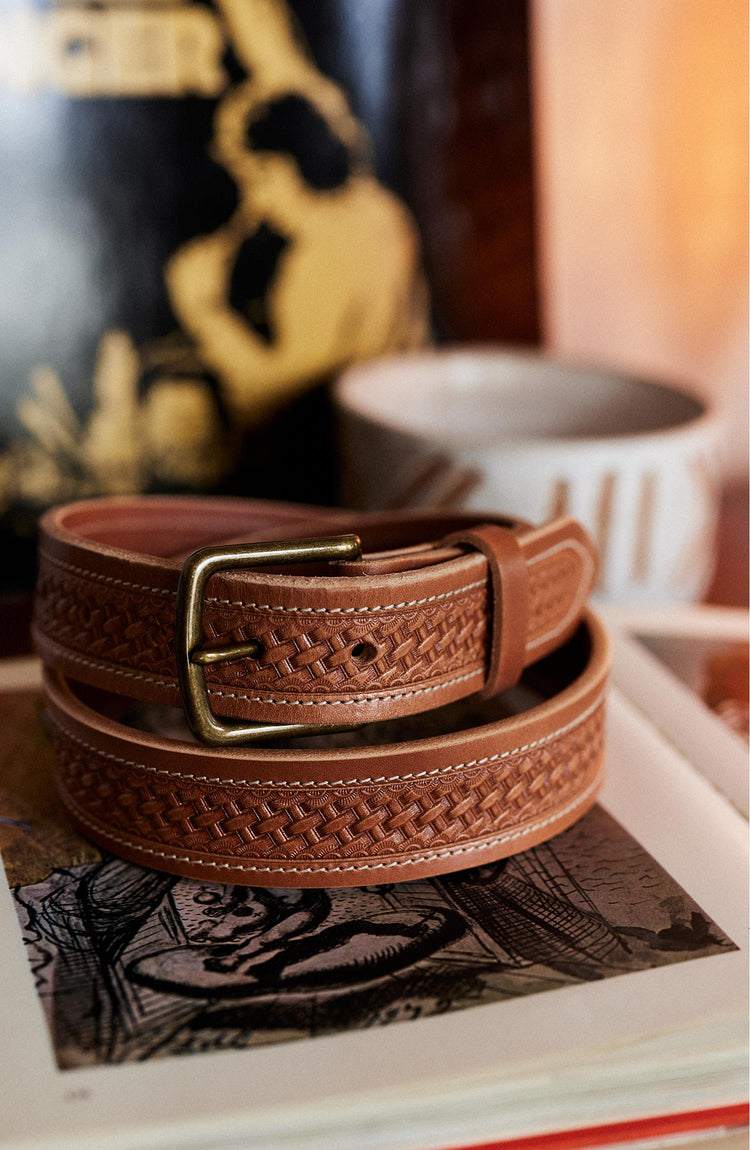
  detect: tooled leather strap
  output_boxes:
[34,496,598,727]
[34,496,607,888]
[42,610,610,888]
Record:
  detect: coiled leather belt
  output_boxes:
[34,496,610,887]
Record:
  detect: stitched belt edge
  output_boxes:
[33,496,599,730]
[43,610,610,888]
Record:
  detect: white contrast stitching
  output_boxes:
[40,551,175,597]
[49,690,605,787]
[45,646,177,691]
[205,581,486,612]
[205,672,480,707]
[58,773,602,875]
[47,645,482,707]
[40,550,485,613]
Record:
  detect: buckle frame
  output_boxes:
[175,534,362,747]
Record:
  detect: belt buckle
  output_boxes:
[175,534,362,747]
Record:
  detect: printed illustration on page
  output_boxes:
[0,690,737,1069]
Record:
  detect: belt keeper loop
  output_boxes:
[441,524,530,698]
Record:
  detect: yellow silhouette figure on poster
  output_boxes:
[166,0,429,425]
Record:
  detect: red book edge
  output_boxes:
[449,1103,749,1150]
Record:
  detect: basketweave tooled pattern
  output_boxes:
[51,702,605,864]
[200,598,487,697]
[35,545,587,699]
[35,553,488,694]
[527,548,587,639]
[35,559,181,681]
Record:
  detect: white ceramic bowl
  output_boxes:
[334,347,722,604]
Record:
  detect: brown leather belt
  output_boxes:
[34,496,610,887]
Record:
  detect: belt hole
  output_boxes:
[351,640,377,665]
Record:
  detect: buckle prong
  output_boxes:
[191,639,264,666]
[175,534,362,747]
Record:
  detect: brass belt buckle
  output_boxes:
[175,534,362,747]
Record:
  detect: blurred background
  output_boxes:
[532,0,748,608]
[0,0,746,646]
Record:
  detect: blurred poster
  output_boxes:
[0,0,434,587]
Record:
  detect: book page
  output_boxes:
[0,659,746,1149]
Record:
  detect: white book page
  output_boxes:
[0,662,746,1150]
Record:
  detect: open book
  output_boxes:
[0,611,747,1150]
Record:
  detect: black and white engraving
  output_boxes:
[11,806,736,1069]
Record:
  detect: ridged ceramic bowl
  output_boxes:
[334,347,722,604]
